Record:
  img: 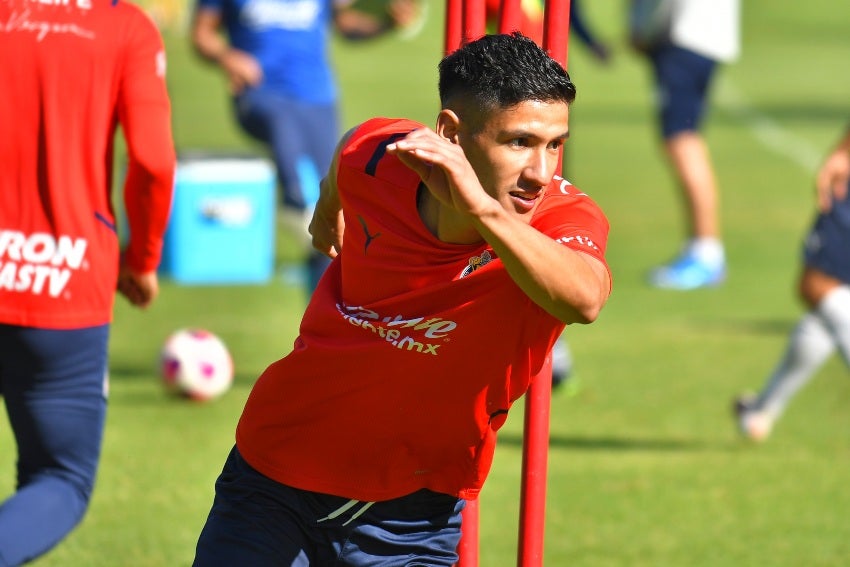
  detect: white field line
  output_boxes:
[716,79,823,174]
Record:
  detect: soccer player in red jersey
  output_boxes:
[194,32,611,566]
[0,0,175,563]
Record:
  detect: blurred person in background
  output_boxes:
[735,127,850,441]
[191,0,422,296]
[630,0,740,290]
[0,0,175,564]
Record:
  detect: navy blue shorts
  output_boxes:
[193,447,465,566]
[648,44,717,138]
[234,88,339,211]
[803,185,850,283]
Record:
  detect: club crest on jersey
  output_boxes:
[460,250,493,278]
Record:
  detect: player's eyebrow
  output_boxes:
[502,128,570,142]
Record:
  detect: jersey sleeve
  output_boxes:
[118,10,176,273]
[533,180,611,284]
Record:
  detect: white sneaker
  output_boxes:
[733,395,773,442]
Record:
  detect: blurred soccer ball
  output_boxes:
[159,328,233,401]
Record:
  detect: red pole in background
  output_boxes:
[461,0,486,44]
[498,0,522,34]
[518,3,571,564]
[447,0,571,564]
[543,0,570,68]
[445,0,463,53]
[446,1,485,564]
[456,498,479,566]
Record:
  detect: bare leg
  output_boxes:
[664,131,720,240]
[648,130,725,289]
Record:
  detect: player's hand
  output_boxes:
[387,0,421,30]
[815,145,850,212]
[220,49,263,95]
[386,127,493,218]
[117,263,159,309]
[310,179,345,258]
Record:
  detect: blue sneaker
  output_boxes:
[648,253,726,290]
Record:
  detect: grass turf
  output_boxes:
[3,0,850,564]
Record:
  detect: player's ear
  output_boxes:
[435,109,461,144]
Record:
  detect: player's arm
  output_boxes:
[118,15,177,308]
[190,5,262,94]
[333,0,421,40]
[473,202,610,324]
[814,126,850,212]
[387,125,609,325]
[309,127,358,258]
[569,0,611,63]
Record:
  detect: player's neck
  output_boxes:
[417,184,481,245]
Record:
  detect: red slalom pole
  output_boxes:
[517,360,553,566]
[517,1,570,566]
[461,0,486,44]
[446,0,484,562]
[497,0,522,34]
[543,0,570,68]
[445,0,463,53]
[456,498,479,566]
[447,0,571,564]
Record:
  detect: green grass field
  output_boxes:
[4,0,850,565]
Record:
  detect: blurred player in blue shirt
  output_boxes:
[191,0,420,294]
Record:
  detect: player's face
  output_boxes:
[460,99,570,222]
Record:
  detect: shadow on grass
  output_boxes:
[699,318,796,336]
[109,365,257,384]
[497,432,712,452]
[108,364,153,381]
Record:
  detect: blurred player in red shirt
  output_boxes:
[0,0,175,563]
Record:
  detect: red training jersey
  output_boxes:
[236,118,610,501]
[0,0,175,329]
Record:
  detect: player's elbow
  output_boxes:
[558,282,609,325]
[131,142,176,182]
[570,300,604,325]
[565,257,610,324]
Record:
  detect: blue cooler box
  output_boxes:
[160,156,276,285]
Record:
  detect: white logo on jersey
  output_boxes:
[553,175,587,196]
[555,234,600,252]
[241,0,320,31]
[0,230,88,298]
[23,0,91,8]
[2,8,96,41]
[337,303,458,356]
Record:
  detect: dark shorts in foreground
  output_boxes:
[193,446,465,567]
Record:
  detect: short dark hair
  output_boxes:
[438,32,577,112]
